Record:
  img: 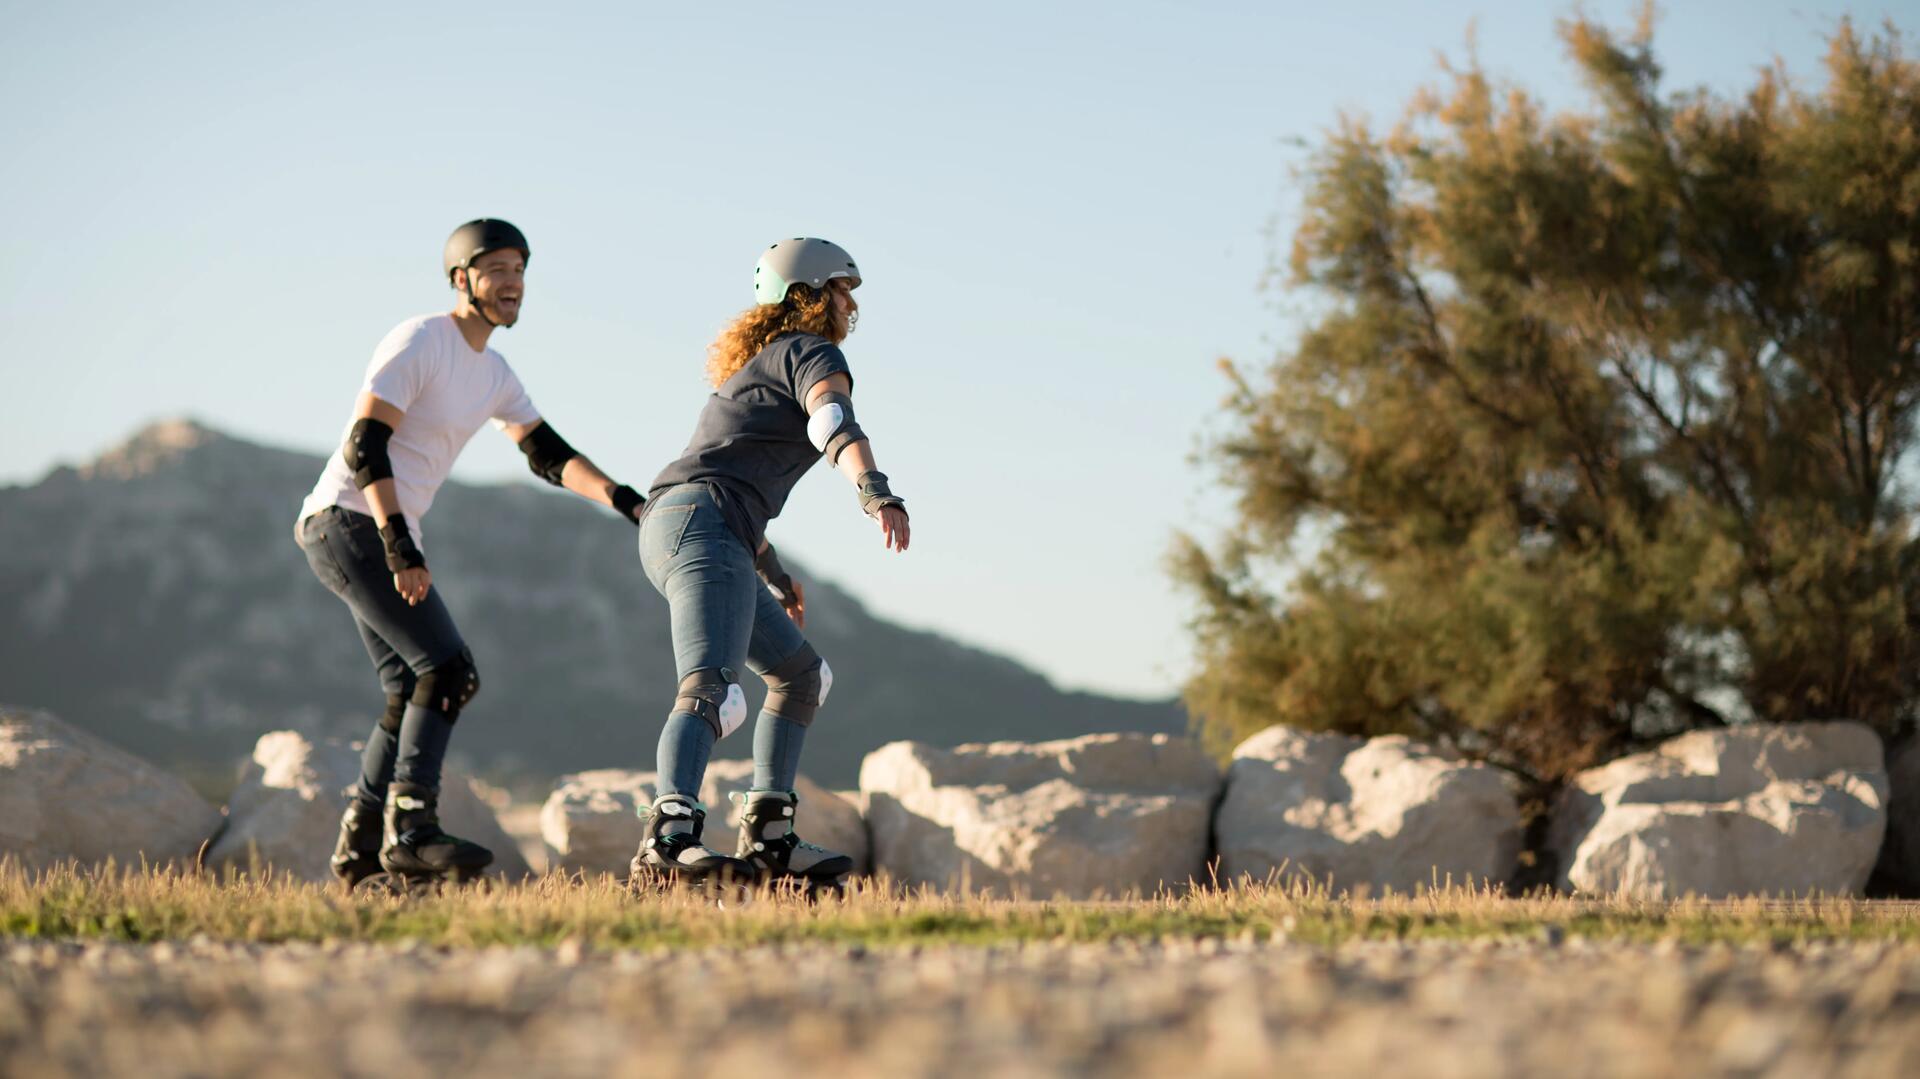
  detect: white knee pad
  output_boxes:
[676,668,750,739]
[718,683,747,737]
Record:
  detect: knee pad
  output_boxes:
[412,648,480,722]
[675,667,747,739]
[763,645,832,727]
[379,694,406,735]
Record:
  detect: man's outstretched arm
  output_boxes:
[501,419,645,522]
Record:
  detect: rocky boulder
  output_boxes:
[539,770,658,876]
[1214,727,1523,893]
[0,706,222,871]
[860,733,1220,898]
[539,763,868,876]
[1548,721,1887,899]
[205,731,531,880]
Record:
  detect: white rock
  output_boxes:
[205,730,531,880]
[1874,736,1920,894]
[860,733,1220,898]
[539,769,657,876]
[494,802,550,876]
[1215,727,1523,893]
[1548,722,1887,899]
[538,763,869,876]
[0,706,222,871]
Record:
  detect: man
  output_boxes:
[295,218,645,886]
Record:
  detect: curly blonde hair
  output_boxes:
[706,284,843,388]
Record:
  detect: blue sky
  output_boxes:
[0,1,1898,697]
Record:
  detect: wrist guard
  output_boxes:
[609,484,645,523]
[755,542,795,602]
[377,515,427,574]
[856,470,906,519]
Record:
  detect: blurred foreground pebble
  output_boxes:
[2,938,1917,1078]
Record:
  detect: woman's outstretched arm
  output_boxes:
[804,373,910,553]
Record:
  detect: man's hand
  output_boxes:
[377,515,429,603]
[393,567,432,606]
[875,504,910,552]
[779,576,807,629]
[609,483,645,524]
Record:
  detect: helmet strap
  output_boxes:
[457,265,500,329]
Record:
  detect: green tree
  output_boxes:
[1175,12,1920,783]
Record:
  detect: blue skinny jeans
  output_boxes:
[639,483,817,799]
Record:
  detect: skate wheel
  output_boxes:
[621,863,752,907]
[333,871,374,894]
[804,878,848,904]
[353,872,437,898]
[622,866,674,896]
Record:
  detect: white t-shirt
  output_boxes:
[299,313,541,551]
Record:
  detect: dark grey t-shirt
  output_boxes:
[646,332,853,551]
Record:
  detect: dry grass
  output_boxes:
[7,861,1920,1077]
[5,859,1918,949]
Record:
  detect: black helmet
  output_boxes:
[442,219,529,289]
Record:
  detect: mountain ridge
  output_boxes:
[0,420,1186,788]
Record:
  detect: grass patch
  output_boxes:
[3,860,1917,950]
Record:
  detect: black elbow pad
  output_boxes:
[518,421,578,487]
[343,419,395,489]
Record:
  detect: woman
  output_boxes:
[630,237,909,891]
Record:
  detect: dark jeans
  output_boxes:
[297,506,468,802]
[640,483,816,797]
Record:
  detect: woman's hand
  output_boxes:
[780,577,807,629]
[876,505,910,552]
[393,567,432,605]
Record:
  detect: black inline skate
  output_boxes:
[355,781,493,896]
[628,793,753,898]
[734,788,854,900]
[329,796,384,887]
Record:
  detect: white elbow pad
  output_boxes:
[807,403,847,453]
[804,392,866,463]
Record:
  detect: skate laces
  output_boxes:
[397,821,469,847]
[389,807,455,846]
[640,796,728,860]
[637,796,708,824]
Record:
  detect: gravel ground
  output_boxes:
[3,937,1918,1078]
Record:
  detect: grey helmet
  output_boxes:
[754,237,860,306]
[443,219,530,288]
